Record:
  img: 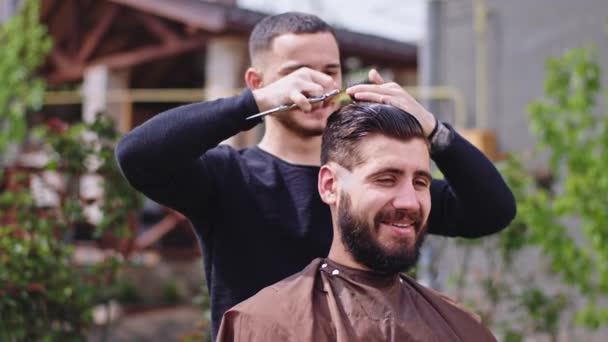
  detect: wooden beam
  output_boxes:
[68,0,82,55]
[92,35,207,69]
[47,51,83,84]
[49,49,79,72]
[107,0,227,32]
[46,35,208,84]
[76,4,120,62]
[133,12,180,44]
[90,34,133,57]
[41,0,59,23]
[45,0,75,48]
[82,0,97,12]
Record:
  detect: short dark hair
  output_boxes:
[249,12,336,63]
[321,102,428,169]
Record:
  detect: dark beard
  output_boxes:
[337,193,426,275]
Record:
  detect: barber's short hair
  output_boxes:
[321,102,428,169]
[249,12,336,63]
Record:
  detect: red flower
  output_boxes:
[46,117,69,133]
[26,283,46,293]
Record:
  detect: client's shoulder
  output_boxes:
[400,274,482,323]
[229,258,324,315]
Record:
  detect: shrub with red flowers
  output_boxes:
[0,1,141,340]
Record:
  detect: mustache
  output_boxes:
[374,209,423,230]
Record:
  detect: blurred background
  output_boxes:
[1,0,607,341]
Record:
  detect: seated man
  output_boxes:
[217,102,497,342]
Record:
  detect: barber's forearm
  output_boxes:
[432,125,516,235]
[116,89,260,175]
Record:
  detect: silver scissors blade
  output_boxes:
[246,89,341,120]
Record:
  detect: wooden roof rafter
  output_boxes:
[40,0,418,85]
[42,0,211,85]
[76,3,120,62]
[89,33,208,71]
[46,33,209,85]
[41,0,60,24]
[105,0,418,65]
[132,12,182,46]
[107,0,228,33]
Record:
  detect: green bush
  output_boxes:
[449,46,608,340]
[0,0,51,155]
[0,2,142,340]
[0,115,142,341]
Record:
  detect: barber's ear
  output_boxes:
[318,165,338,205]
[245,67,263,89]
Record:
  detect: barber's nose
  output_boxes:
[392,184,420,211]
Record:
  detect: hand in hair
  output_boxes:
[346,69,437,137]
[251,67,337,113]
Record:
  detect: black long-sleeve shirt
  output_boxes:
[115,90,515,339]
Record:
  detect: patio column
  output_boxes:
[82,65,131,133]
[205,36,259,147]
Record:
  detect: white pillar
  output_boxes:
[205,36,259,148]
[82,65,131,133]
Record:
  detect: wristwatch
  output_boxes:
[428,120,453,155]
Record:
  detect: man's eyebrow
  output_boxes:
[366,168,433,181]
[366,168,404,179]
[278,63,341,75]
[415,170,433,182]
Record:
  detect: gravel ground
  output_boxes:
[87,305,209,342]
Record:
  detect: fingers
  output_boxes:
[289,68,337,112]
[346,82,402,101]
[306,68,337,90]
[254,67,338,112]
[347,82,438,136]
[368,68,385,85]
[299,81,326,98]
[291,78,328,112]
[290,89,312,112]
[349,91,391,104]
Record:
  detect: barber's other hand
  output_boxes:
[346,69,437,136]
[252,67,337,113]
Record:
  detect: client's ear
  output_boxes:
[318,165,337,205]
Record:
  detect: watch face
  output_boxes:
[430,123,452,153]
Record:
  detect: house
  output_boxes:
[36,0,419,147]
[7,0,420,259]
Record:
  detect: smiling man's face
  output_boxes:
[255,32,342,137]
[335,133,431,274]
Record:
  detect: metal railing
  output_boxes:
[44,86,468,128]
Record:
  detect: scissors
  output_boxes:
[246,89,342,121]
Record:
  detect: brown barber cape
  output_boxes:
[217,258,496,342]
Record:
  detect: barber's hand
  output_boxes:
[252,67,337,113]
[346,69,437,136]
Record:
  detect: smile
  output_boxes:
[380,221,416,238]
[390,222,412,228]
[381,219,415,228]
